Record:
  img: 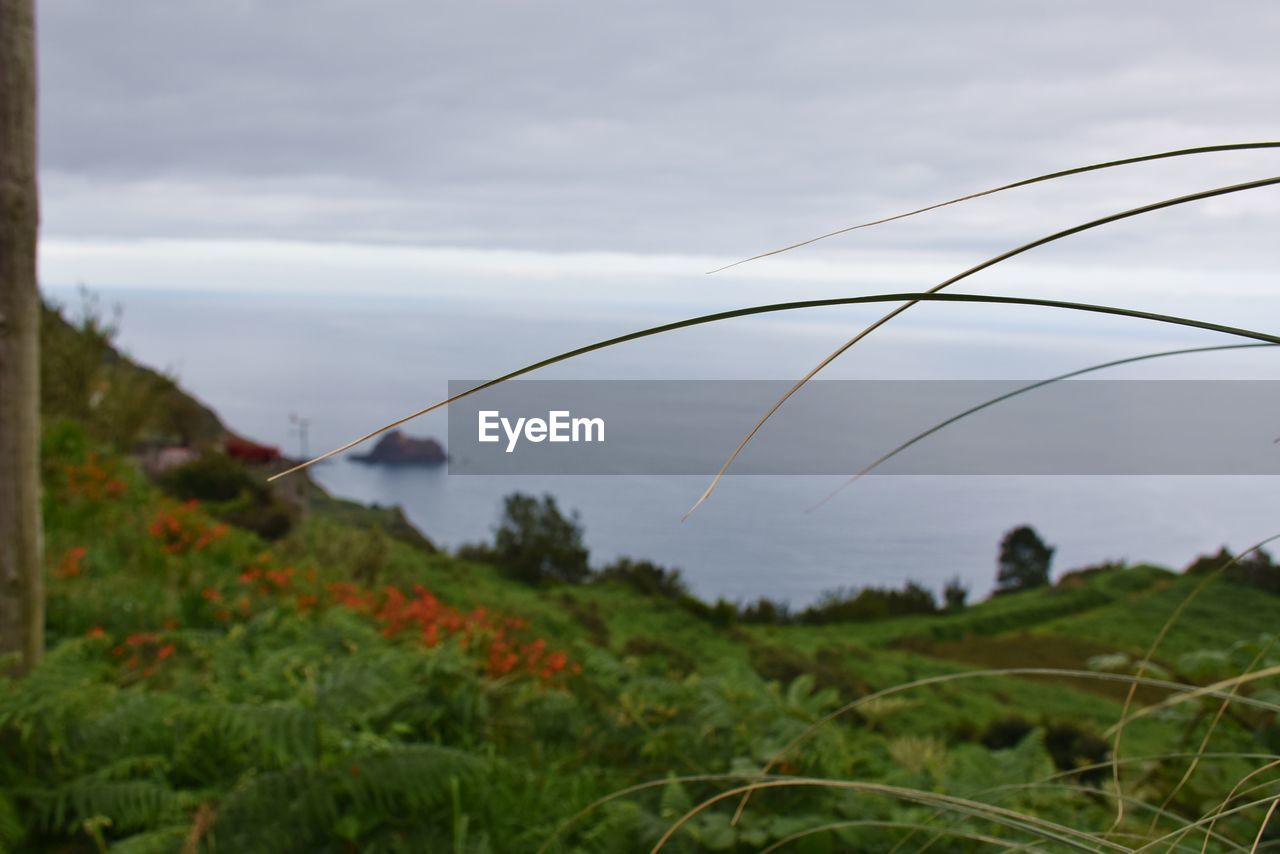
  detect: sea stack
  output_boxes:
[353,430,447,466]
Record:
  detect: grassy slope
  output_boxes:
[16,306,1280,850]
[291,501,1277,759]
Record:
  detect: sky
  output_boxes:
[34,2,1280,319]
[29,2,1280,591]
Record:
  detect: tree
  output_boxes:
[0,0,42,673]
[995,525,1054,594]
[493,492,590,585]
[943,575,969,611]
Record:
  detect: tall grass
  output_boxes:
[273,144,1280,849]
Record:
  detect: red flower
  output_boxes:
[54,546,88,578]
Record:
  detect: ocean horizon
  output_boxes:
[48,283,1280,606]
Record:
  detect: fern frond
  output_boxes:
[106,825,190,854]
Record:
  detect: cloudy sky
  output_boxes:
[35,1,1280,316]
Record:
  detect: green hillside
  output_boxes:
[2,303,1278,852]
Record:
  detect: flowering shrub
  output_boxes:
[106,630,180,678]
[54,546,88,579]
[147,499,229,555]
[212,558,579,683]
[63,452,127,501]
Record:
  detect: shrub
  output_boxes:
[597,557,689,599]
[1227,548,1279,593]
[454,541,499,563]
[621,636,696,675]
[157,452,296,540]
[1043,723,1110,782]
[1185,547,1279,593]
[738,597,792,625]
[157,450,264,503]
[677,597,740,628]
[980,717,1034,751]
[1185,547,1234,576]
[1056,560,1127,588]
[799,581,937,625]
[493,492,590,585]
[943,576,968,611]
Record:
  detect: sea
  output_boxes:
[48,284,1280,606]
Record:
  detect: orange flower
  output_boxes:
[85,626,106,638]
[55,546,87,578]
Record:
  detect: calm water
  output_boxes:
[58,286,1280,605]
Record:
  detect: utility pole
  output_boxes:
[0,0,43,673]
[289,411,310,460]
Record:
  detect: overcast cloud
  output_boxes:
[34,1,1280,297]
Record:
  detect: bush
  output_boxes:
[943,576,968,611]
[493,492,590,585]
[621,636,696,675]
[216,493,297,541]
[157,452,295,540]
[1043,723,1110,781]
[454,541,499,563]
[738,597,792,625]
[677,596,739,628]
[1056,560,1127,588]
[597,557,689,599]
[1185,547,1279,593]
[1227,549,1279,593]
[980,717,1034,751]
[799,581,937,625]
[157,451,264,503]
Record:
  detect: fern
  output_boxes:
[106,825,191,854]
[212,745,482,850]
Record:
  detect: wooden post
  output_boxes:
[0,0,42,673]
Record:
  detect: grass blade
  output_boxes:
[729,665,1280,826]
[809,342,1277,510]
[657,778,1130,853]
[758,819,1026,852]
[685,175,1280,518]
[1108,533,1280,834]
[271,288,1280,482]
[708,142,1280,274]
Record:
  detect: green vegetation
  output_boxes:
[5,303,1279,850]
[11,425,1279,851]
[995,526,1055,595]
